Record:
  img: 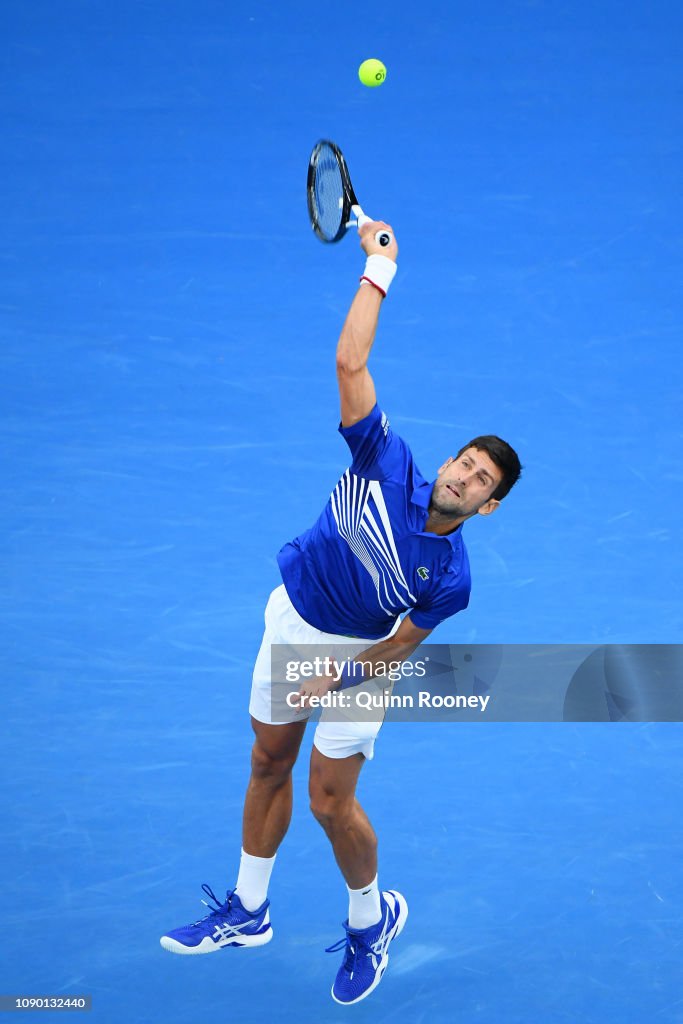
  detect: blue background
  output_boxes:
[2,1,682,1020]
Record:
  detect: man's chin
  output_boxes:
[431,499,465,519]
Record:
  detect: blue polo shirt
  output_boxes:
[277,404,471,640]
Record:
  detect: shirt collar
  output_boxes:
[411,478,464,548]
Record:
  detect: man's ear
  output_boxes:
[477,498,500,518]
[437,456,454,475]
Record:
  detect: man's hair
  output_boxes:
[456,435,522,502]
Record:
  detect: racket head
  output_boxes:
[307,139,358,243]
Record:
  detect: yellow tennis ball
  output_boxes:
[358,59,387,88]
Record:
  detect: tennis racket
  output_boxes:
[307,139,393,248]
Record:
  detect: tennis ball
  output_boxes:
[358,59,387,88]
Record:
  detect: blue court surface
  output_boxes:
[2,1,683,1020]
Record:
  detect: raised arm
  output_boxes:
[336,222,398,427]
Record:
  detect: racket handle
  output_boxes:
[352,205,393,248]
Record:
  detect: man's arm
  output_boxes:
[337,221,398,427]
[294,615,432,707]
[346,615,432,678]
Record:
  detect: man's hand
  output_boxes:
[292,672,338,716]
[359,220,399,262]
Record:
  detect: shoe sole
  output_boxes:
[160,926,273,955]
[330,890,408,1006]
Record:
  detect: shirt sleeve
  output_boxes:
[409,578,471,631]
[338,404,410,481]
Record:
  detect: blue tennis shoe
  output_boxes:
[325,890,408,1004]
[160,885,272,954]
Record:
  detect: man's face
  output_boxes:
[430,447,503,520]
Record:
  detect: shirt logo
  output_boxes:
[417,566,430,581]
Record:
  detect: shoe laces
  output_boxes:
[325,925,372,975]
[192,884,233,924]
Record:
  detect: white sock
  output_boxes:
[234,848,276,912]
[348,875,381,930]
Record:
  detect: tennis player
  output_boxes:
[161,221,522,1005]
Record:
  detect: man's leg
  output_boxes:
[160,715,308,954]
[242,715,308,857]
[161,585,312,954]
[233,716,308,912]
[309,743,408,1005]
[308,745,376,888]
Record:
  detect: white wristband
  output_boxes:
[359,254,397,298]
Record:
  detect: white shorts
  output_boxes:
[249,585,398,761]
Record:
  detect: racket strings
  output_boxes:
[312,146,345,241]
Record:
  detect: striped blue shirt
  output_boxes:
[277,404,471,639]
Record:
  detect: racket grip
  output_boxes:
[353,206,393,248]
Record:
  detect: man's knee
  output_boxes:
[309,782,360,833]
[249,718,305,784]
[309,747,366,831]
[250,738,297,784]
